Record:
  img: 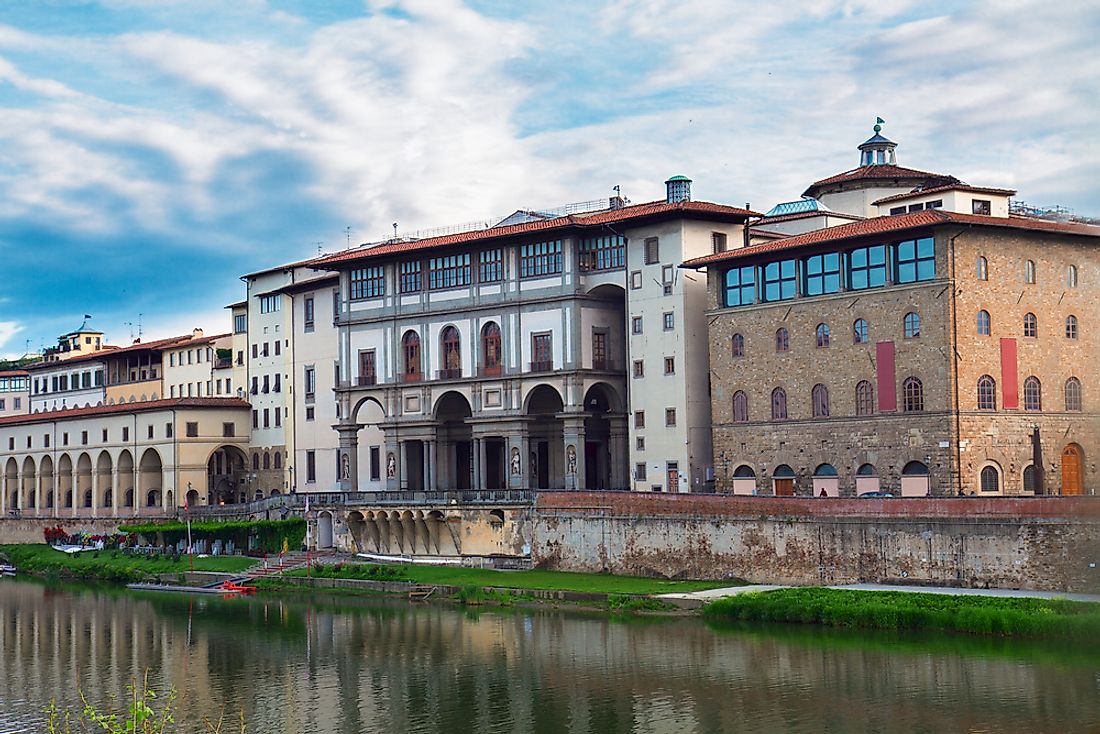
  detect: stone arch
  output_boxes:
[347,510,367,552]
[317,510,334,549]
[772,464,795,496]
[21,456,36,509]
[139,448,162,508]
[901,460,930,497]
[525,384,565,490]
[4,457,18,510]
[39,455,54,511]
[978,462,1002,494]
[581,382,623,490]
[117,450,135,508]
[434,391,474,491]
[730,465,756,496]
[855,462,880,495]
[1061,443,1084,496]
[812,463,838,497]
[207,445,248,506]
[76,453,93,508]
[96,450,113,508]
[58,454,73,508]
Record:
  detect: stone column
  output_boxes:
[562,415,587,491]
[609,418,629,490]
[70,467,78,518]
[472,438,482,490]
[91,471,100,516]
[398,441,410,491]
[335,423,363,492]
[384,435,400,491]
[506,429,529,490]
[427,439,437,492]
[111,470,119,518]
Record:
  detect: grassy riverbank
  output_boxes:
[702,587,1100,641]
[0,544,256,583]
[287,561,735,595]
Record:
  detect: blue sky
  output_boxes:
[1,0,1097,357]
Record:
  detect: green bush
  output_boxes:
[118,517,306,553]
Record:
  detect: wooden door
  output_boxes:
[1062,444,1084,495]
[774,478,794,497]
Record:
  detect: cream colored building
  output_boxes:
[0,371,28,418]
[0,397,251,516]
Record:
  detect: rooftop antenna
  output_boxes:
[315,241,324,257]
[137,313,143,340]
[392,222,398,241]
[345,226,352,248]
[613,185,621,197]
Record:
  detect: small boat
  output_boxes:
[126,582,254,595]
[218,580,256,594]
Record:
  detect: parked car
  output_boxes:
[858,491,896,498]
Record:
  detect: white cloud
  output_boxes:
[0,320,23,357]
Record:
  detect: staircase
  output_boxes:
[205,550,337,587]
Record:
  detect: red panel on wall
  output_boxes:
[876,341,897,412]
[1000,338,1019,409]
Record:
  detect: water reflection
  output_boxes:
[1,579,1097,733]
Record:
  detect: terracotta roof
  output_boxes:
[0,397,251,427]
[312,200,759,268]
[242,254,327,279]
[682,210,1100,269]
[261,273,340,297]
[26,334,216,371]
[0,370,29,378]
[225,300,247,309]
[804,164,958,193]
[873,183,1017,206]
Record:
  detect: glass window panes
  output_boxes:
[904,312,921,339]
[853,318,868,344]
[803,252,840,296]
[578,235,625,271]
[479,249,503,282]
[848,245,888,290]
[1065,378,1082,411]
[977,310,991,335]
[520,240,562,278]
[894,237,935,284]
[399,260,422,293]
[762,259,797,302]
[1066,315,1078,339]
[428,253,471,290]
[723,265,755,307]
[350,267,385,300]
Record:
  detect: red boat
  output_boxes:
[218,580,256,594]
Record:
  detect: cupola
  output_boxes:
[665,175,692,203]
[857,118,897,166]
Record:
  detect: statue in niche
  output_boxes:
[340,453,350,480]
[566,444,577,475]
[510,447,521,476]
[387,452,397,479]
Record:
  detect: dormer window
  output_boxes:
[972,199,991,215]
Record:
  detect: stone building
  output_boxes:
[684,129,1100,497]
[311,180,756,494]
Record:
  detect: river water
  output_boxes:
[0,579,1097,733]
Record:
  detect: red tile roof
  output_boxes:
[872,183,1017,206]
[0,370,29,378]
[312,200,759,268]
[26,333,221,371]
[682,210,1100,269]
[807,164,958,189]
[0,397,251,427]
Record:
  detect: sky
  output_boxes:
[0,0,1097,358]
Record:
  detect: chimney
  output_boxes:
[609,195,625,210]
[665,175,692,203]
[192,328,204,339]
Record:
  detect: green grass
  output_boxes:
[1,544,256,583]
[702,587,1100,642]
[286,561,736,595]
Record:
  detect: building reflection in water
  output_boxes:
[1,580,1097,733]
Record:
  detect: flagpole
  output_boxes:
[186,483,193,572]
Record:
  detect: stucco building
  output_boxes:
[684,128,1100,497]
[310,180,756,494]
[0,371,28,418]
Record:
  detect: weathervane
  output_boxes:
[873,117,885,133]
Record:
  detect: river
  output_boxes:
[0,579,1097,733]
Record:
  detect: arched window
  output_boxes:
[904,312,921,339]
[902,461,928,476]
[852,318,868,344]
[980,465,1000,493]
[816,323,830,348]
[273,452,282,469]
[857,463,876,476]
[1024,259,1035,284]
[252,453,260,470]
[1023,376,1041,411]
[811,384,830,418]
[855,380,874,416]
[1065,377,1082,411]
[771,387,787,420]
[441,326,461,378]
[1065,315,1078,340]
[731,333,745,358]
[402,330,421,380]
[977,375,997,410]
[1022,465,1039,493]
[977,309,991,336]
[977,255,988,280]
[732,391,748,423]
[1067,264,1078,288]
[1023,312,1037,338]
[903,377,924,412]
[481,322,501,376]
[733,465,756,478]
[263,452,271,470]
[775,327,789,353]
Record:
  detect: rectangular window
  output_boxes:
[531,333,553,372]
[428,253,471,289]
[222,422,234,438]
[592,330,608,370]
[359,350,377,386]
[636,436,644,450]
[304,366,316,400]
[803,252,841,296]
[665,408,676,426]
[185,422,198,437]
[630,270,642,289]
[926,199,943,209]
[889,206,906,216]
[303,296,315,331]
[894,237,936,283]
[101,428,108,442]
[847,245,888,290]
[633,360,644,378]
[252,344,258,359]
[44,434,50,447]
[399,260,422,293]
[712,232,728,253]
[644,237,659,265]
[273,373,281,393]
[578,235,626,271]
[635,463,647,481]
[664,357,675,375]
[350,266,385,299]
[723,265,755,307]
[369,446,381,481]
[631,316,643,335]
[274,341,281,356]
[305,406,315,421]
[972,199,991,215]
[519,240,562,278]
[252,410,258,429]
[81,431,88,445]
[274,409,281,427]
[259,295,281,313]
[263,409,270,428]
[262,375,270,393]
[662,312,674,330]
[479,249,503,283]
[332,290,340,319]
[762,259,797,302]
[634,410,645,428]
[233,313,247,333]
[908,203,924,213]
[306,450,316,482]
